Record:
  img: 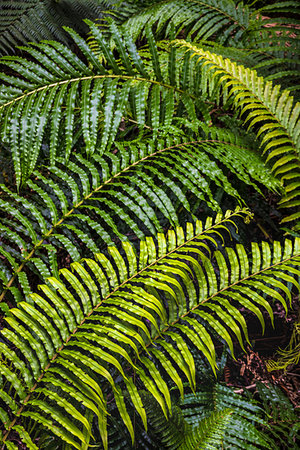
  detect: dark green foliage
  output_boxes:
[122,0,300,89]
[255,382,300,449]
[0,209,300,448]
[0,0,119,55]
[1,20,208,186]
[146,381,273,449]
[0,1,299,448]
[0,13,297,226]
[0,131,277,305]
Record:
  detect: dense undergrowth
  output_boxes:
[0,0,299,448]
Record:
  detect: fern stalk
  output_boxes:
[1,209,300,448]
[0,136,270,304]
[0,209,247,446]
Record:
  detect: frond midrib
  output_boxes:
[0,137,251,303]
[1,209,246,442]
[0,73,195,112]
[124,0,247,31]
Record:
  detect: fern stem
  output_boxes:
[157,251,300,338]
[0,138,251,304]
[0,74,196,111]
[1,209,249,445]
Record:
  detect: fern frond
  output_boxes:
[181,383,273,449]
[122,0,251,44]
[1,210,300,448]
[255,381,300,448]
[0,20,211,186]
[181,409,233,450]
[0,0,118,56]
[267,320,300,371]
[120,379,273,449]
[175,40,300,224]
[0,134,276,305]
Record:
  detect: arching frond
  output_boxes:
[175,41,300,225]
[255,381,300,448]
[0,210,299,448]
[0,134,278,306]
[180,409,234,450]
[180,383,273,449]
[115,0,300,95]
[0,20,211,187]
[122,0,251,45]
[267,320,300,371]
[134,380,272,449]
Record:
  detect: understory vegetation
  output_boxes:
[0,0,299,448]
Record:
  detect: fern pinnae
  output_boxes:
[0,21,204,184]
[0,133,274,306]
[3,209,300,448]
[175,40,300,223]
[122,0,249,44]
[0,0,124,56]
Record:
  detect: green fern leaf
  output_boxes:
[1,209,300,448]
[0,133,275,305]
[175,40,300,224]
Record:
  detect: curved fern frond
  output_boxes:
[1,210,300,448]
[120,0,300,94]
[175,41,300,224]
[0,134,277,305]
[0,0,118,56]
[0,20,209,187]
[267,320,300,371]
[122,0,250,44]
[124,379,273,449]
[180,383,273,449]
[255,381,300,448]
[181,409,234,450]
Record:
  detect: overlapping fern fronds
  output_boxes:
[0,19,297,222]
[0,209,300,448]
[0,0,118,55]
[121,0,251,44]
[255,381,300,448]
[0,19,213,187]
[120,0,300,91]
[0,133,277,307]
[0,3,299,449]
[136,382,273,449]
[175,41,300,225]
[180,383,272,449]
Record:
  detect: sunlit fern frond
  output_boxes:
[0,0,118,56]
[174,40,300,226]
[187,34,300,96]
[0,133,278,306]
[1,209,300,448]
